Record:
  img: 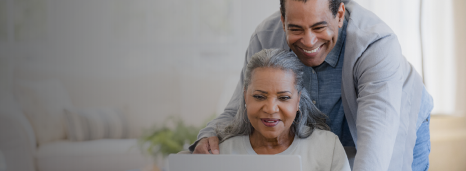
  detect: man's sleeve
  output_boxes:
[351,35,404,171]
[188,34,263,151]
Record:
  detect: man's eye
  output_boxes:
[314,27,325,30]
[289,29,302,32]
[253,95,266,100]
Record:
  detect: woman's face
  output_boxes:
[244,67,300,140]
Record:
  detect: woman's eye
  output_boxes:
[279,96,291,101]
[253,95,266,100]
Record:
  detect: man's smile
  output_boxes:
[297,43,325,58]
[301,44,323,54]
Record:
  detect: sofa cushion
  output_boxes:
[36,139,151,171]
[0,94,36,171]
[64,107,129,141]
[14,80,73,146]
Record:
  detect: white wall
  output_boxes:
[1,0,279,136]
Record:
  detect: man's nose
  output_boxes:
[301,30,318,47]
[263,99,279,114]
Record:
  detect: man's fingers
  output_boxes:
[192,136,220,154]
[192,138,210,154]
[207,136,220,154]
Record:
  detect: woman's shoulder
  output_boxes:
[309,129,338,139]
[295,129,349,170]
[300,129,339,145]
[220,136,245,146]
[219,135,249,154]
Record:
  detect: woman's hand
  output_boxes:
[192,136,220,154]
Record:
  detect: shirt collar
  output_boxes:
[324,18,347,68]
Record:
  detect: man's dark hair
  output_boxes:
[280,0,342,18]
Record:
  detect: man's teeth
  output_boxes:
[303,47,319,53]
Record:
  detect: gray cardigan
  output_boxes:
[192,1,431,171]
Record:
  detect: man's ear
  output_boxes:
[281,15,286,32]
[337,2,346,28]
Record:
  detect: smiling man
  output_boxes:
[283,0,342,67]
[190,0,433,171]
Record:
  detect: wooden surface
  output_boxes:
[429,115,466,171]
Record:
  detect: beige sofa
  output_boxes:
[0,80,152,171]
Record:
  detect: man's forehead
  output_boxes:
[286,0,329,8]
[284,0,333,23]
[285,0,331,14]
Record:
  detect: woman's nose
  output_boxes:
[263,99,279,114]
[301,31,318,47]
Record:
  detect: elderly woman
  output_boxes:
[216,49,350,171]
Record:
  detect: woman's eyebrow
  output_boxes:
[277,91,291,94]
[254,90,268,94]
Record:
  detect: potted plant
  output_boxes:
[138,116,210,171]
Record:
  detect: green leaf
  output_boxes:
[138,115,215,157]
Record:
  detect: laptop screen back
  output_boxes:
[168,154,302,171]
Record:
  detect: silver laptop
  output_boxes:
[168,154,302,171]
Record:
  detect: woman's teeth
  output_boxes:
[303,47,319,53]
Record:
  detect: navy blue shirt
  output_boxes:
[303,19,354,147]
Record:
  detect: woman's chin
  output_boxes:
[251,123,290,140]
[255,130,285,140]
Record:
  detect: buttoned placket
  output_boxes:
[308,67,318,108]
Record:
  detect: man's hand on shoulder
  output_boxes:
[192,136,220,154]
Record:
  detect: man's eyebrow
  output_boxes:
[287,24,302,28]
[311,21,327,28]
[287,21,328,29]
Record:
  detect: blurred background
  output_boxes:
[0,0,465,171]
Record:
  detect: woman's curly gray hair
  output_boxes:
[216,49,329,142]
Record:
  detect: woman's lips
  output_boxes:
[261,118,280,127]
